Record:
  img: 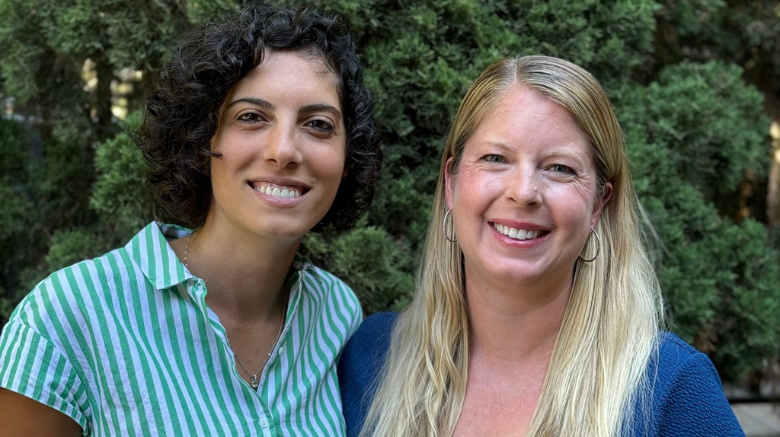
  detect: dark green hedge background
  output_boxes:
[1,0,779,386]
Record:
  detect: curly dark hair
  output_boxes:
[140,5,381,231]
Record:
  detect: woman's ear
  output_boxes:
[591,182,613,228]
[444,157,456,209]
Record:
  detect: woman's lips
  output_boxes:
[248,181,309,199]
[247,181,309,207]
[491,222,550,241]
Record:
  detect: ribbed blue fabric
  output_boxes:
[338,312,745,437]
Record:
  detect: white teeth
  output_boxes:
[254,184,301,199]
[493,223,542,241]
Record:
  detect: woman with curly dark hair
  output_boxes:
[0,5,380,436]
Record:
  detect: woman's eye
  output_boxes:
[482,154,505,163]
[306,119,335,132]
[549,164,574,174]
[237,112,264,122]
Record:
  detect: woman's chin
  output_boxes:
[466,257,576,292]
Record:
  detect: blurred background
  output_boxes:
[1,0,779,419]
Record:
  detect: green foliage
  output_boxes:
[0,119,34,239]
[0,119,42,325]
[655,0,724,39]
[617,61,769,214]
[653,0,780,91]
[45,228,104,272]
[709,219,780,380]
[42,111,158,278]
[616,61,779,381]
[90,110,156,243]
[303,221,415,314]
[187,0,239,24]
[0,0,191,142]
[0,116,97,324]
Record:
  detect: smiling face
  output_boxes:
[206,50,346,243]
[445,85,612,295]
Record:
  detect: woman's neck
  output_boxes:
[465,273,572,364]
[175,220,299,325]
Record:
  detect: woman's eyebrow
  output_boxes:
[300,103,343,120]
[227,97,274,110]
[545,149,587,166]
[225,99,341,120]
[474,140,515,152]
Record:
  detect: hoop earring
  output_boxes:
[578,227,600,263]
[443,208,457,243]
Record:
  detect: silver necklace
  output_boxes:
[183,232,289,390]
[183,233,193,267]
[234,296,287,389]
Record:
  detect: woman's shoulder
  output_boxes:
[11,248,127,328]
[355,312,398,337]
[295,263,363,326]
[6,222,169,346]
[340,312,397,369]
[338,312,398,437]
[300,263,356,297]
[294,256,357,296]
[654,331,721,383]
[658,331,705,355]
[0,247,136,432]
[643,331,744,436]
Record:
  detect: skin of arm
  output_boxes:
[0,388,83,437]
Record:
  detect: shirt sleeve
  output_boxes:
[0,320,89,435]
[656,351,745,436]
[345,290,363,341]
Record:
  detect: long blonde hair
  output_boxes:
[361,56,663,437]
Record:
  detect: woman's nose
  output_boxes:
[508,167,542,206]
[263,127,302,168]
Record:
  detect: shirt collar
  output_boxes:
[125,222,193,291]
[126,222,322,291]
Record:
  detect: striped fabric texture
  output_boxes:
[0,222,362,436]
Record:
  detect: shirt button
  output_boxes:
[278,346,285,355]
[259,418,268,428]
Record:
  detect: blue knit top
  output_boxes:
[338,312,745,436]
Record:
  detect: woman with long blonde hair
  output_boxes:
[338,56,743,436]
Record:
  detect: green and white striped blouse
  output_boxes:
[0,222,362,436]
